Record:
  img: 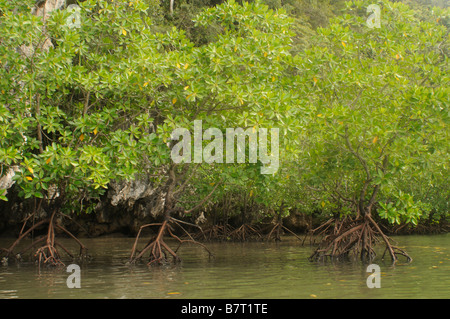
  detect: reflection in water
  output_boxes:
[0,234,449,298]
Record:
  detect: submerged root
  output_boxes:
[130,218,213,266]
[309,215,412,263]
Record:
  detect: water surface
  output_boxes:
[0,234,449,299]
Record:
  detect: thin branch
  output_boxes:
[83,91,90,116]
[173,164,199,196]
[35,94,44,154]
[183,178,223,215]
[344,126,370,181]
[367,155,389,213]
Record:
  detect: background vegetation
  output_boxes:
[0,0,448,263]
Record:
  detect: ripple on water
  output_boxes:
[0,234,449,299]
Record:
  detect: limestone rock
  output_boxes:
[0,166,21,195]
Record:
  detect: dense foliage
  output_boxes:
[0,0,448,238]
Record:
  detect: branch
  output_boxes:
[330,181,357,207]
[173,164,199,196]
[344,126,370,181]
[83,91,90,116]
[35,94,44,154]
[343,126,372,215]
[183,179,223,215]
[367,155,389,213]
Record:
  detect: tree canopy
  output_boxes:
[0,0,448,264]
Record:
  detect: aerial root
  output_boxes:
[366,215,412,263]
[193,224,235,241]
[302,218,334,246]
[309,215,412,263]
[1,210,88,266]
[265,222,303,242]
[228,224,263,241]
[129,218,213,266]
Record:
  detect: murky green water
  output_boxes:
[0,234,449,299]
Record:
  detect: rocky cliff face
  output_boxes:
[0,178,166,238]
